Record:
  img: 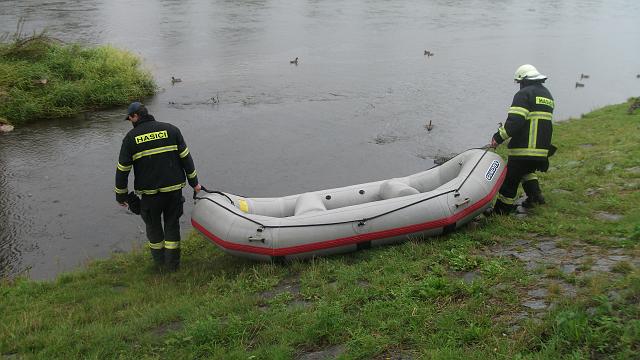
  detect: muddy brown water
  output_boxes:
[1,0,639,279]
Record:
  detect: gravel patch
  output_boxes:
[297,345,346,360]
[485,236,638,318]
[595,212,623,222]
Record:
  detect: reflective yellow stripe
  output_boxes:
[508,148,549,157]
[158,183,185,192]
[528,119,538,149]
[529,111,552,120]
[187,170,197,179]
[522,173,538,182]
[498,194,516,204]
[132,145,178,161]
[498,126,509,141]
[179,147,190,158]
[164,241,180,250]
[149,241,164,250]
[508,106,529,118]
[238,199,249,213]
[117,163,132,172]
[136,182,186,195]
[115,187,128,194]
[533,119,539,148]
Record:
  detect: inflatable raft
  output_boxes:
[192,149,506,261]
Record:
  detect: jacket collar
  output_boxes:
[133,114,156,127]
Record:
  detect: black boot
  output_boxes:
[522,178,545,208]
[165,248,181,272]
[522,193,545,208]
[150,248,165,270]
[493,200,516,215]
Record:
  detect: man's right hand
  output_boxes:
[194,184,202,193]
[118,202,128,208]
[490,138,498,149]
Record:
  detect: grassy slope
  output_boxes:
[1,101,639,359]
[0,36,155,124]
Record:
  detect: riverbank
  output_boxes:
[0,32,155,125]
[1,100,639,358]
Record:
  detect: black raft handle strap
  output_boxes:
[194,185,235,205]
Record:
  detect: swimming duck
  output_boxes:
[424,50,434,57]
[425,120,434,131]
[580,73,590,80]
[171,76,182,84]
[290,57,299,65]
[575,82,585,88]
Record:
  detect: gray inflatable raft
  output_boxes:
[192,149,506,261]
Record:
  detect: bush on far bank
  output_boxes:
[0,34,155,124]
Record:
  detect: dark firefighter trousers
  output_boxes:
[494,158,545,214]
[140,190,185,269]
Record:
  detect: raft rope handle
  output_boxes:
[193,195,364,228]
[454,147,490,196]
[194,185,234,205]
[358,189,457,224]
[193,147,493,230]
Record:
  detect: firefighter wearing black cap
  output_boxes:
[115,102,201,271]
[490,64,556,215]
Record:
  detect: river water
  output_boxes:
[1,0,639,279]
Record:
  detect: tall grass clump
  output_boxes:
[0,21,155,124]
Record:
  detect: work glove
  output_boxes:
[126,192,141,215]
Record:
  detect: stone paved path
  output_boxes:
[483,234,639,331]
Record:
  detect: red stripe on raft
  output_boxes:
[192,168,506,257]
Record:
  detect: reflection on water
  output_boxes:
[0,114,149,279]
[1,0,639,279]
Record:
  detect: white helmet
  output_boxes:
[514,64,547,82]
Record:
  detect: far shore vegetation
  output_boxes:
[0,22,155,125]
[1,101,639,358]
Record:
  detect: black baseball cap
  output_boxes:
[124,102,143,120]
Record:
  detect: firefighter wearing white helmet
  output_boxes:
[489,64,557,215]
[513,64,548,82]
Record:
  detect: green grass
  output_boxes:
[0,33,155,124]
[1,100,639,359]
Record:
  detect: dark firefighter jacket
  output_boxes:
[115,114,198,203]
[493,82,555,161]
